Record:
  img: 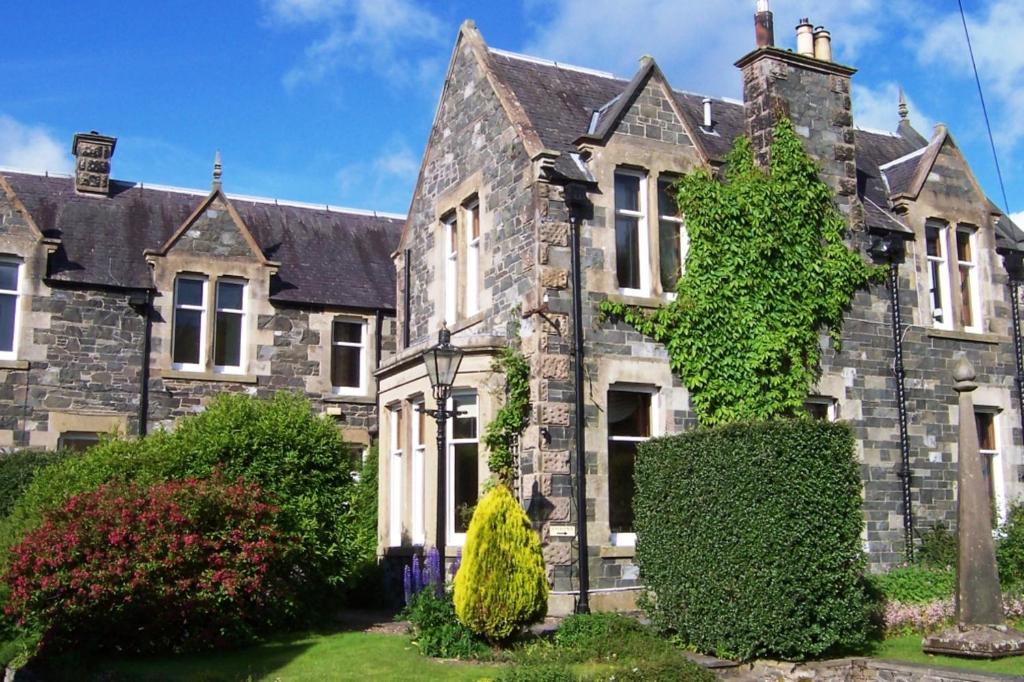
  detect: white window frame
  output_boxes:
[464,199,480,317]
[607,385,660,547]
[331,317,368,396]
[976,407,1007,527]
[388,405,404,548]
[171,275,208,372]
[0,257,22,361]
[411,399,426,546]
[443,213,458,325]
[614,169,651,297]
[925,222,953,329]
[657,176,687,299]
[213,278,247,375]
[955,225,982,334]
[447,390,479,547]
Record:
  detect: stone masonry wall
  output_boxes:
[614,74,694,147]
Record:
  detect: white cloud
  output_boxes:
[918,1,1024,151]
[336,138,419,213]
[521,0,893,98]
[265,0,445,90]
[0,115,71,174]
[853,82,935,137]
[1011,211,1024,227]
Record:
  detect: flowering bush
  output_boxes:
[3,475,299,655]
[400,547,484,659]
[880,594,1024,635]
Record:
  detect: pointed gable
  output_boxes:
[605,70,693,148]
[158,190,268,263]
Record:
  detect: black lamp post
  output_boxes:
[999,249,1024,458]
[421,325,465,564]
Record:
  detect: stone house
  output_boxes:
[376,13,1024,615]
[0,133,402,459]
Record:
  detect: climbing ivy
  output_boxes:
[483,344,530,485]
[600,118,881,426]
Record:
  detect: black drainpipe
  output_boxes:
[566,182,590,614]
[375,309,384,372]
[870,232,913,562]
[1000,251,1024,455]
[129,289,153,437]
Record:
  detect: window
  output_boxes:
[975,409,1005,526]
[955,226,980,331]
[172,276,207,369]
[57,431,101,452]
[346,444,366,479]
[657,177,686,293]
[607,389,656,545]
[465,198,480,316]
[411,400,426,545]
[448,392,479,544]
[805,397,837,421]
[925,222,951,327]
[443,212,458,324]
[389,406,404,547]
[614,170,649,294]
[331,318,367,395]
[214,280,245,372]
[0,259,20,358]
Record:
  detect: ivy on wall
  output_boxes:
[483,344,530,486]
[600,118,881,425]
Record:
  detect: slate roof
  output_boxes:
[3,171,403,310]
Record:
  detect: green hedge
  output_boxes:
[866,566,954,604]
[635,419,872,661]
[999,503,1024,590]
[0,450,74,517]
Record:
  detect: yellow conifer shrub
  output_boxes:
[453,484,547,641]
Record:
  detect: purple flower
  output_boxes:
[402,564,412,606]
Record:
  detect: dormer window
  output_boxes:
[0,259,21,359]
[172,276,207,370]
[924,219,982,333]
[925,222,951,328]
[614,169,649,295]
[172,274,248,373]
[657,176,686,293]
[955,226,980,332]
[214,279,246,373]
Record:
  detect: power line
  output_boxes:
[958,0,1011,214]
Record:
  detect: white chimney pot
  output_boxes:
[703,98,713,128]
[796,19,814,56]
[757,0,770,12]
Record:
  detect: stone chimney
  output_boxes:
[71,131,117,195]
[735,18,858,218]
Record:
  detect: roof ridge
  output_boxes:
[878,145,929,170]
[855,126,901,138]
[488,47,620,80]
[672,88,743,106]
[0,167,405,221]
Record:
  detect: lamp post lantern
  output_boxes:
[421,325,465,565]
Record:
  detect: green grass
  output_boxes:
[79,631,503,681]
[871,633,1024,677]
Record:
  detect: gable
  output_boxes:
[163,193,264,261]
[0,176,47,244]
[611,75,693,148]
[918,137,987,207]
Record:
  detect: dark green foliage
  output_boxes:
[507,613,714,682]
[998,503,1024,590]
[0,393,355,593]
[635,419,872,661]
[402,588,489,659]
[915,522,958,570]
[482,344,530,484]
[0,450,73,517]
[344,444,385,607]
[866,566,954,604]
[600,118,880,426]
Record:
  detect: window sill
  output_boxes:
[0,359,29,370]
[606,292,665,310]
[926,328,1007,345]
[160,369,259,384]
[452,311,486,334]
[600,545,636,559]
[323,394,375,405]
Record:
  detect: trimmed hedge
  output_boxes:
[0,450,74,517]
[998,503,1024,590]
[635,419,872,661]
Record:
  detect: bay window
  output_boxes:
[448,392,479,544]
[411,400,426,546]
[465,198,480,316]
[443,212,458,324]
[388,405,404,547]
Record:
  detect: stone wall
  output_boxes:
[716,657,1019,682]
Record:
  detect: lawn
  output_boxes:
[871,632,1024,677]
[82,630,504,681]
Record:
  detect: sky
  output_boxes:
[2,1,1022,225]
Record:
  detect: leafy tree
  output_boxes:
[601,118,880,425]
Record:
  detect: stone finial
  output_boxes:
[898,86,909,121]
[952,355,977,393]
[212,151,222,190]
[639,54,654,67]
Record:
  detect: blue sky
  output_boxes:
[2,1,1022,223]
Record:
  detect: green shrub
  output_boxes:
[454,485,547,642]
[344,444,385,606]
[553,612,648,660]
[0,393,355,593]
[915,522,957,570]
[635,419,872,661]
[403,587,488,659]
[0,450,74,517]
[498,662,574,681]
[866,566,954,604]
[998,503,1024,590]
